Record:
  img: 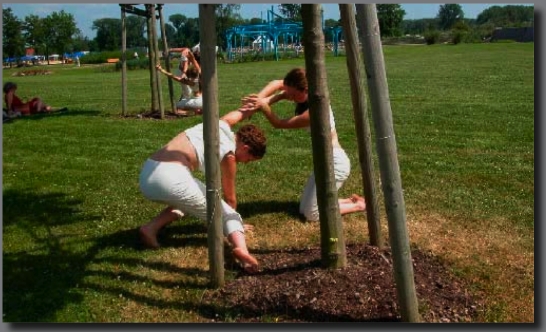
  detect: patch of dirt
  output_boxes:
[201,243,486,322]
[11,69,53,76]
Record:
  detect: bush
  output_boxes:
[424,29,441,45]
[451,30,467,44]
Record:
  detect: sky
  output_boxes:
[3,3,534,39]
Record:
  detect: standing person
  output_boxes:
[240,67,366,222]
[138,109,267,273]
[3,82,53,117]
[156,63,202,115]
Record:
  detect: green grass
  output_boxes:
[2,42,534,322]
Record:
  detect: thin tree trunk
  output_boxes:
[355,4,420,322]
[199,4,224,288]
[301,4,347,269]
[339,4,383,248]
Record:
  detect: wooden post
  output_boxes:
[355,4,420,322]
[121,6,127,116]
[151,5,164,119]
[338,4,383,249]
[157,4,176,114]
[301,4,346,269]
[145,4,159,113]
[199,4,224,288]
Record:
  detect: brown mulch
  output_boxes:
[201,243,486,322]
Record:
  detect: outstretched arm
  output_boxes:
[156,64,184,83]
[260,102,310,129]
[220,109,259,128]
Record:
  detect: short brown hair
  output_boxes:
[283,67,307,92]
[3,82,17,94]
[236,124,267,158]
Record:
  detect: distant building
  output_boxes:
[491,27,534,42]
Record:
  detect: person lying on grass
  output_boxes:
[239,67,366,222]
[3,81,53,117]
[138,109,266,273]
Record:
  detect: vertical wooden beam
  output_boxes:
[151,5,164,118]
[301,4,347,269]
[145,4,159,113]
[157,4,176,114]
[339,4,383,248]
[199,4,224,288]
[121,6,127,116]
[355,4,420,322]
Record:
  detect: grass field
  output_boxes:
[2,42,534,322]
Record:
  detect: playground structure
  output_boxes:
[224,6,344,61]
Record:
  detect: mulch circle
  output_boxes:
[201,243,486,322]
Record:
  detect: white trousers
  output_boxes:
[176,96,203,110]
[139,159,244,236]
[299,146,351,221]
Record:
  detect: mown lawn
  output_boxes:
[2,42,534,322]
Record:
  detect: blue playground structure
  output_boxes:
[224,6,343,62]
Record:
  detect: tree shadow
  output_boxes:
[2,188,211,322]
[2,109,102,123]
[237,200,303,220]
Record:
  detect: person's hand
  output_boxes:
[155,63,162,71]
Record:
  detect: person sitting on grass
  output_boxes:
[156,63,203,116]
[138,108,267,273]
[3,81,53,117]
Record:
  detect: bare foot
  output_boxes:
[139,225,160,249]
[232,248,259,274]
[351,194,366,211]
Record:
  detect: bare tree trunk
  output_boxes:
[355,4,420,322]
[121,7,127,116]
[339,4,383,248]
[145,5,159,113]
[157,4,176,114]
[301,4,346,269]
[151,6,164,119]
[199,4,224,288]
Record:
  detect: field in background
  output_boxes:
[2,42,534,322]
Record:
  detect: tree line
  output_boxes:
[3,4,534,60]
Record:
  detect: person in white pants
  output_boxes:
[138,109,267,273]
[239,67,366,222]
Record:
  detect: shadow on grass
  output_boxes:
[2,109,102,124]
[237,200,303,220]
[2,189,210,322]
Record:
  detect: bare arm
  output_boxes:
[156,64,184,83]
[256,80,285,98]
[260,102,310,129]
[220,109,257,127]
[220,153,237,209]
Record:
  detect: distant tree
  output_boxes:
[249,17,265,25]
[324,18,339,29]
[71,32,91,52]
[437,4,464,30]
[376,4,406,37]
[403,18,438,35]
[3,7,25,59]
[476,5,534,27]
[126,15,147,48]
[42,10,79,55]
[278,4,302,21]
[178,17,200,47]
[92,18,122,51]
[23,14,47,55]
[215,4,243,49]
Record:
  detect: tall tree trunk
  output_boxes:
[301,4,347,269]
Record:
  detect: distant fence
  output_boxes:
[491,27,534,42]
